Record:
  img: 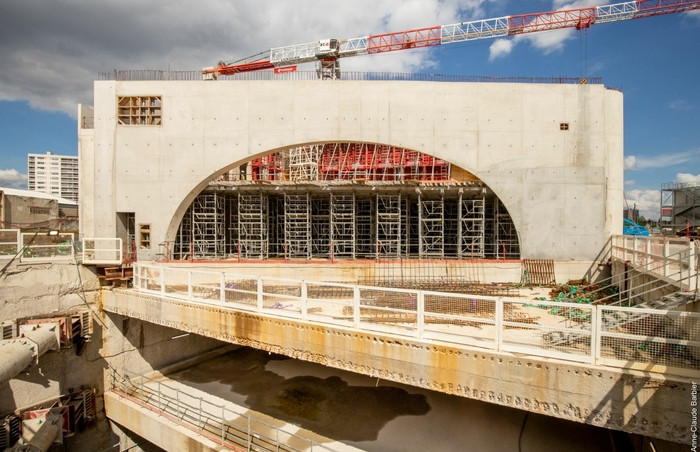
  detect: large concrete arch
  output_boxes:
[163,140,509,251]
[79,79,623,262]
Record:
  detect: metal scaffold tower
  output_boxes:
[459,194,485,258]
[312,195,330,257]
[330,193,355,259]
[284,193,311,258]
[238,193,269,259]
[376,193,402,258]
[356,197,375,258]
[289,145,321,181]
[418,195,445,258]
[190,193,225,258]
[268,197,285,257]
[226,194,239,256]
[176,206,193,259]
[486,199,519,259]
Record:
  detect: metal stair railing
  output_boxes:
[109,369,340,452]
[577,246,697,308]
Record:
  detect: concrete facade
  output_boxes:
[79,80,623,262]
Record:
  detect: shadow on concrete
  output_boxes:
[179,347,431,441]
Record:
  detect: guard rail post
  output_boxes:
[495,297,504,351]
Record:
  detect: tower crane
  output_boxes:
[203,0,700,80]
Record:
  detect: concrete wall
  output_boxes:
[0,262,223,417]
[1,193,58,228]
[79,80,623,262]
[150,259,607,286]
[0,262,103,414]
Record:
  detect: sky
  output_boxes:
[0,0,698,220]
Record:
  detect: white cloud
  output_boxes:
[624,180,635,186]
[0,0,489,117]
[0,169,28,189]
[624,149,700,170]
[488,38,515,60]
[676,173,700,185]
[668,99,693,110]
[624,189,661,221]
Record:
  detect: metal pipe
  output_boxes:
[0,339,36,384]
[0,323,59,386]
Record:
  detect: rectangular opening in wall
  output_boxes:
[559,122,569,131]
[117,96,162,126]
[117,212,136,258]
[138,223,151,249]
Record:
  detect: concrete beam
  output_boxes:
[102,288,696,445]
[105,392,226,452]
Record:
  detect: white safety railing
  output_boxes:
[611,235,697,290]
[0,229,20,259]
[20,232,75,263]
[111,369,341,451]
[82,237,123,265]
[133,263,700,377]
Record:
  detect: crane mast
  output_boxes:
[203,0,700,80]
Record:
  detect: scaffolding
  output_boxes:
[284,193,311,258]
[376,194,402,258]
[226,195,239,256]
[312,195,330,257]
[289,145,321,181]
[330,193,355,259]
[418,195,444,258]
[251,153,285,181]
[486,199,519,259]
[251,144,451,183]
[356,197,375,258]
[175,184,520,261]
[238,193,268,259]
[176,207,192,259]
[268,196,285,258]
[189,193,225,258]
[661,182,700,234]
[459,195,485,258]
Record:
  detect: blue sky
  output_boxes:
[0,0,698,220]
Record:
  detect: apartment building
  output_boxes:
[27,151,79,202]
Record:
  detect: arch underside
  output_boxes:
[173,143,520,261]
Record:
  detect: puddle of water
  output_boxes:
[179,347,430,441]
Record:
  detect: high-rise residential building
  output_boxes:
[27,151,79,202]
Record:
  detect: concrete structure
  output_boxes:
[79,78,623,267]
[661,182,700,235]
[28,151,79,202]
[0,187,78,231]
[102,286,697,444]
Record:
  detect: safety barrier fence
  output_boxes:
[18,232,75,262]
[82,238,123,265]
[611,235,698,291]
[110,369,340,452]
[0,229,20,257]
[0,231,124,266]
[133,263,700,377]
[98,70,603,85]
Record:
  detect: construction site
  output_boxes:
[2,1,699,451]
[174,144,518,263]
